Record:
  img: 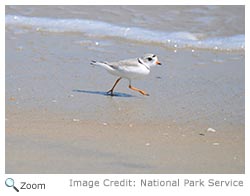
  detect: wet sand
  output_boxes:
[5,37,244,173]
[5,6,244,174]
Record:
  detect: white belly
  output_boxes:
[107,65,150,79]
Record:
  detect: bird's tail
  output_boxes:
[90,60,114,71]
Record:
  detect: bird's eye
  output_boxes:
[147,57,152,61]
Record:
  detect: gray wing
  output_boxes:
[108,58,139,70]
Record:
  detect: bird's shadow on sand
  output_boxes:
[73,89,134,98]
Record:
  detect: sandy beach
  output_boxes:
[5,5,244,173]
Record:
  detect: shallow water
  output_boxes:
[6,5,245,51]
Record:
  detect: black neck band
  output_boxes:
[138,58,150,70]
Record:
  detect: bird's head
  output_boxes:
[140,53,161,67]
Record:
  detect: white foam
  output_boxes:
[6,15,245,51]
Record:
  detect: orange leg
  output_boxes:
[107,77,122,96]
[129,85,149,96]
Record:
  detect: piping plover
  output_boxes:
[90,54,161,96]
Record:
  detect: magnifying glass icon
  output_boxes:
[5,178,19,192]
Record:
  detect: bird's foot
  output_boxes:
[140,91,150,96]
[107,90,115,96]
[128,85,149,96]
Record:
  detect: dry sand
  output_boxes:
[6,105,244,174]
